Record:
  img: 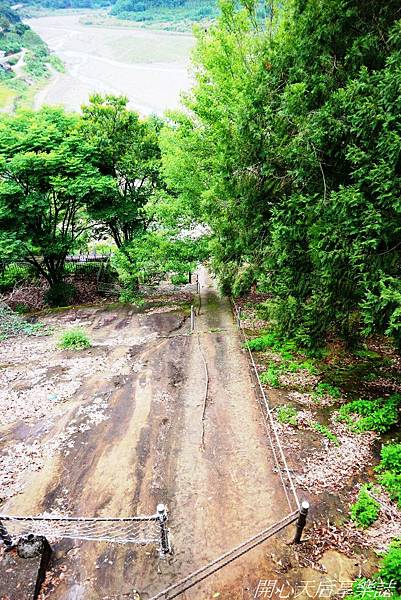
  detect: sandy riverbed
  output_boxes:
[27,13,195,115]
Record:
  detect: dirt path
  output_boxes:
[1,272,290,599]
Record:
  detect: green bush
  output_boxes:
[48,54,65,73]
[44,282,75,307]
[350,486,380,529]
[345,541,401,598]
[354,349,381,360]
[0,264,35,291]
[58,329,91,350]
[311,421,340,446]
[119,289,145,306]
[338,394,401,434]
[314,382,342,399]
[378,471,401,509]
[171,273,188,285]
[247,332,280,352]
[379,540,401,588]
[277,405,298,426]
[298,360,319,375]
[247,332,297,359]
[377,444,401,474]
[259,366,281,387]
[375,444,401,508]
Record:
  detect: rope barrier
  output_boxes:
[0,510,165,547]
[197,333,210,450]
[232,301,300,512]
[149,510,298,600]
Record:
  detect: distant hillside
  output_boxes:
[0,0,63,110]
[110,0,217,23]
[17,0,218,27]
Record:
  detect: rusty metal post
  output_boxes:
[157,504,171,556]
[0,519,14,550]
[293,501,309,544]
[237,306,242,327]
[190,305,195,332]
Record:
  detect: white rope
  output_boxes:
[149,510,299,600]
[0,513,161,545]
[232,302,300,511]
[197,333,209,450]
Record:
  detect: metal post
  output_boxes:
[190,305,195,332]
[188,271,192,284]
[196,275,200,295]
[0,519,14,550]
[237,307,242,327]
[157,504,171,556]
[293,500,309,544]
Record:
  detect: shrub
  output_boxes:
[338,394,401,434]
[354,349,381,360]
[314,382,341,399]
[311,421,340,446]
[350,486,380,529]
[379,540,401,587]
[58,329,91,350]
[45,282,75,307]
[119,289,145,306]
[298,360,319,375]
[259,366,281,387]
[247,332,280,352]
[378,471,401,509]
[375,444,401,508]
[247,332,297,359]
[277,405,298,426]
[171,273,188,285]
[0,264,34,291]
[345,541,401,599]
[377,444,401,474]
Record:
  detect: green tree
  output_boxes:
[162,0,401,349]
[81,94,163,249]
[0,107,114,298]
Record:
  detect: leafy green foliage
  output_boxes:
[375,444,401,509]
[350,486,380,529]
[345,541,401,598]
[354,349,381,360]
[0,303,44,338]
[0,5,54,88]
[81,94,163,250]
[171,273,189,285]
[313,383,342,400]
[379,540,401,588]
[246,332,297,357]
[162,0,401,349]
[0,107,114,292]
[112,231,208,292]
[111,0,218,29]
[338,394,401,433]
[58,329,91,350]
[276,405,298,426]
[0,263,35,291]
[259,366,281,388]
[311,422,340,446]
